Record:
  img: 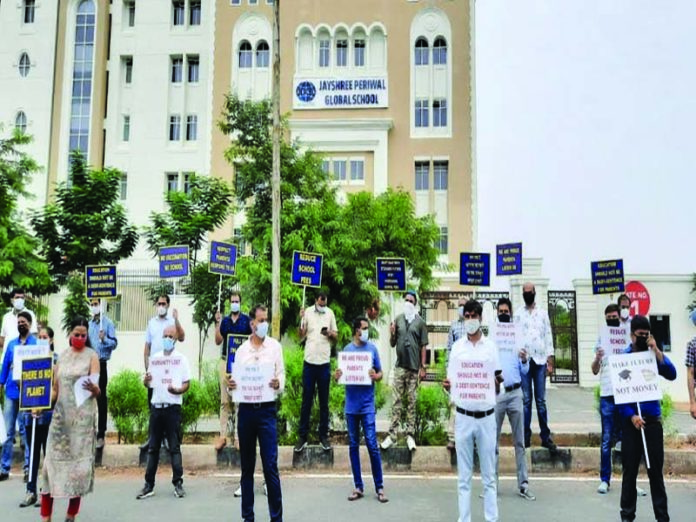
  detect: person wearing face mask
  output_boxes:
[0,288,38,355]
[334,317,387,504]
[87,299,117,450]
[214,292,252,453]
[382,291,429,452]
[227,305,285,522]
[0,311,36,482]
[617,294,633,328]
[517,282,556,451]
[40,316,100,522]
[137,326,191,500]
[445,297,470,451]
[443,299,503,522]
[685,309,696,420]
[617,315,676,522]
[296,292,338,452]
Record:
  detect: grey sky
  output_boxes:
[475,0,695,289]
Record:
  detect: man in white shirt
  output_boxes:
[617,294,633,330]
[444,299,503,522]
[0,288,38,354]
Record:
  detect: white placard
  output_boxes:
[232,364,275,404]
[0,410,6,444]
[73,374,99,408]
[600,325,631,356]
[338,351,373,386]
[293,76,389,110]
[609,351,662,405]
[149,356,184,391]
[448,358,496,406]
[492,322,521,355]
[12,341,50,381]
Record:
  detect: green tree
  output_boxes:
[62,272,90,333]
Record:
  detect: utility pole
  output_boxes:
[271,0,281,337]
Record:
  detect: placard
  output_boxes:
[226,334,248,374]
[591,259,625,295]
[149,356,184,391]
[85,265,117,298]
[19,356,53,411]
[13,342,50,381]
[459,253,491,287]
[600,325,631,356]
[492,322,521,355]
[74,374,99,408]
[291,250,323,288]
[232,363,276,403]
[209,241,238,276]
[609,351,662,405]
[448,358,496,405]
[376,258,406,292]
[338,351,373,386]
[159,245,190,278]
[496,243,523,276]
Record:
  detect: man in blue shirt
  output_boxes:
[334,317,388,504]
[0,311,37,481]
[88,298,118,449]
[618,315,676,522]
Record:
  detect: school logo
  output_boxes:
[296,81,316,102]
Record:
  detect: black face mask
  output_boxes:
[18,325,29,336]
[498,313,511,323]
[634,336,649,351]
[606,319,620,327]
[523,292,535,306]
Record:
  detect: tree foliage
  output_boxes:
[62,273,90,333]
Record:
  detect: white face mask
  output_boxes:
[255,321,269,339]
[360,329,369,343]
[620,308,630,320]
[230,302,241,313]
[157,305,168,317]
[316,305,326,314]
[464,319,481,336]
[404,301,416,319]
[458,306,465,318]
[90,305,101,316]
[13,298,25,311]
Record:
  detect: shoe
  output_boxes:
[136,484,154,499]
[96,438,105,449]
[636,486,647,497]
[294,436,308,453]
[615,441,622,452]
[380,435,394,450]
[19,491,37,507]
[234,484,242,498]
[263,481,267,496]
[597,481,609,494]
[541,440,558,453]
[519,486,536,501]
[214,438,227,452]
[174,482,185,498]
[23,470,28,483]
[319,436,332,451]
[0,472,9,482]
[406,435,417,452]
[446,441,455,452]
[139,439,150,450]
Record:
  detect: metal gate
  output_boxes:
[547,290,579,384]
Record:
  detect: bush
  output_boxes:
[107,369,148,443]
[181,379,206,433]
[414,384,450,446]
[199,359,221,418]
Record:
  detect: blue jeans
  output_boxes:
[2,397,29,473]
[238,403,283,522]
[521,359,551,445]
[599,396,618,484]
[346,412,383,493]
[298,362,330,439]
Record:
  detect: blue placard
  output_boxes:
[209,241,238,276]
[496,243,523,276]
[591,259,625,295]
[291,250,323,288]
[459,253,491,287]
[159,245,190,279]
[85,265,117,298]
[19,356,53,411]
[226,334,249,374]
[376,258,406,292]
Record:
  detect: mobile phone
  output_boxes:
[321,327,328,335]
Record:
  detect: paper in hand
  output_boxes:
[74,374,99,408]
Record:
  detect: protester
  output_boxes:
[0,310,36,482]
[228,305,284,522]
[617,294,632,329]
[0,288,38,353]
[685,309,696,420]
[137,325,191,500]
[335,317,388,504]
[19,326,56,507]
[444,299,502,522]
[87,298,117,450]
[382,291,428,452]
[494,298,534,501]
[40,316,100,522]
[517,282,556,451]
[446,297,469,450]
[618,315,676,522]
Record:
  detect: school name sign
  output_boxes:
[294,77,388,109]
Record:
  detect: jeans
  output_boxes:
[346,413,383,493]
[495,387,528,489]
[521,359,551,445]
[24,417,50,494]
[144,405,183,487]
[599,396,617,484]
[1,397,28,473]
[238,403,283,522]
[298,362,330,439]
[97,360,109,439]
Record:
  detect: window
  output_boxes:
[350,159,364,182]
[172,1,185,26]
[238,41,252,68]
[336,39,348,67]
[321,160,330,174]
[415,99,429,128]
[123,56,133,84]
[415,161,429,191]
[125,1,135,27]
[433,99,447,127]
[120,174,128,200]
[19,53,31,77]
[187,55,199,82]
[231,0,241,5]
[436,226,448,254]
[171,56,183,83]
[333,160,347,181]
[354,39,365,67]
[186,115,198,141]
[319,40,330,68]
[249,0,258,4]
[415,38,429,66]
[15,111,27,135]
[256,41,269,68]
[122,115,131,142]
[433,161,448,190]
[68,1,96,157]
[189,0,201,26]
[166,172,178,192]
[183,173,192,194]
[433,37,447,65]
[169,115,181,141]
[24,1,36,24]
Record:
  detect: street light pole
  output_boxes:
[271,0,281,337]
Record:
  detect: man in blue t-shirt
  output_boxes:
[334,317,388,504]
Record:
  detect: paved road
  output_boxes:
[1,470,694,521]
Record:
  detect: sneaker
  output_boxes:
[139,439,150,450]
[174,483,185,498]
[234,484,242,498]
[263,482,267,496]
[380,435,394,450]
[0,472,9,482]
[406,435,417,452]
[294,436,308,453]
[96,438,105,450]
[446,441,456,452]
[136,484,154,499]
[597,481,609,494]
[19,492,37,507]
[541,439,558,453]
[519,486,536,501]
[319,436,332,451]
[615,441,622,452]
[637,486,647,497]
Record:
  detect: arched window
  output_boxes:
[238,41,252,68]
[256,40,269,68]
[15,111,27,134]
[433,37,447,65]
[414,38,429,66]
[18,53,31,77]
[68,0,96,156]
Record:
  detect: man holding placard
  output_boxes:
[613,315,676,522]
[443,299,503,522]
[445,297,470,451]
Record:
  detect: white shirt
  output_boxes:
[145,315,176,357]
[148,350,191,406]
[302,305,337,365]
[1,308,38,342]
[448,334,502,411]
[235,335,285,395]
[515,305,554,365]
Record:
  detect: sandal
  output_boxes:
[376,489,389,503]
[347,489,364,501]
